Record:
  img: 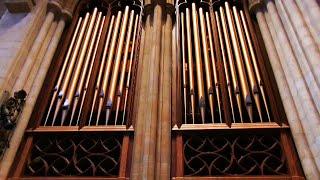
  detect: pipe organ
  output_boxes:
[43,2,141,127]
[7,0,305,179]
[178,0,272,125]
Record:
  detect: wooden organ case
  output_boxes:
[9,0,142,179]
[171,0,305,179]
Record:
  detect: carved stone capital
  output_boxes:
[61,0,79,22]
[248,0,263,13]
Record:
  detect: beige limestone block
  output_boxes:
[12,11,54,92]
[265,0,320,171]
[256,9,319,179]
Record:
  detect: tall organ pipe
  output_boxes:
[205,11,222,122]
[180,12,188,124]
[185,8,196,123]
[233,6,263,122]
[191,3,206,123]
[122,14,140,125]
[219,7,243,122]
[104,6,131,124]
[199,7,215,123]
[52,12,90,125]
[240,10,271,121]
[215,11,235,122]
[95,11,122,124]
[77,16,106,125]
[225,2,253,122]
[69,12,103,124]
[113,10,136,124]
[44,17,83,126]
[60,8,98,125]
[88,15,116,125]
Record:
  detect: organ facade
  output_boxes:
[0,0,319,179]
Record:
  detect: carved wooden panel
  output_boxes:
[24,134,122,177]
[184,133,287,176]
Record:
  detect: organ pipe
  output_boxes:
[178,1,273,124]
[42,6,141,126]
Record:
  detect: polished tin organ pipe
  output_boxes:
[44,17,83,126]
[51,12,90,125]
[104,6,131,125]
[219,7,244,122]
[88,15,116,125]
[185,8,196,123]
[240,10,271,122]
[191,3,206,123]
[214,11,235,122]
[69,12,102,125]
[113,10,135,125]
[233,6,262,122]
[94,11,122,125]
[60,8,98,125]
[199,8,215,123]
[77,16,106,125]
[122,14,139,125]
[180,12,188,124]
[205,11,222,123]
[225,2,253,122]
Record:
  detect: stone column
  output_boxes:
[280,0,320,86]
[295,0,320,47]
[12,11,55,92]
[23,20,58,92]
[264,0,320,170]
[275,0,320,113]
[249,1,320,178]
[0,0,77,178]
[131,1,163,179]
[156,1,174,178]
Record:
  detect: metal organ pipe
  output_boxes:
[178,2,273,124]
[105,7,132,124]
[233,6,263,122]
[199,7,215,123]
[76,15,106,125]
[205,11,222,122]
[89,15,116,125]
[95,11,122,124]
[115,13,138,124]
[122,14,140,125]
[220,7,244,122]
[180,12,188,124]
[69,12,103,124]
[225,2,253,122]
[240,10,271,121]
[52,12,90,125]
[42,6,141,127]
[215,11,236,122]
[44,17,83,126]
[191,3,206,123]
[61,8,98,125]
